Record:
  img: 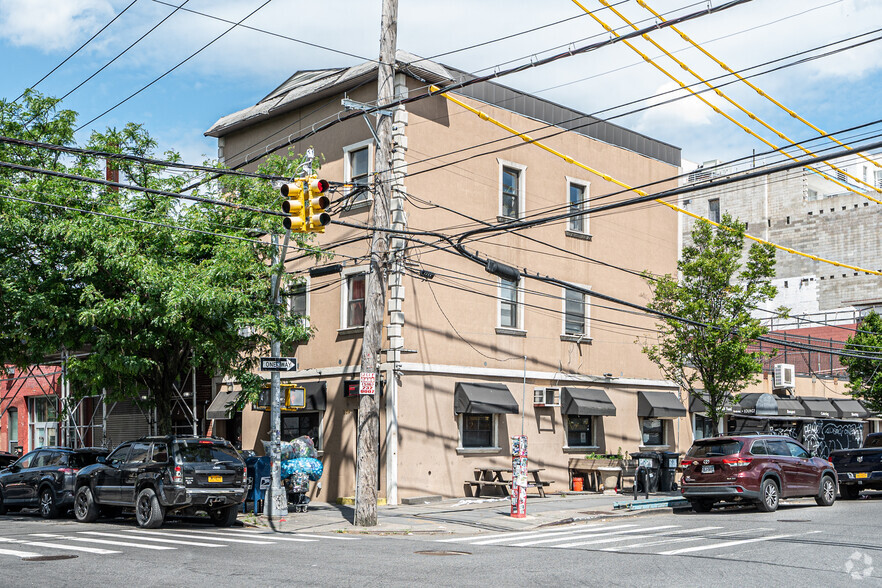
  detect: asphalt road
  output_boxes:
[0,497,879,586]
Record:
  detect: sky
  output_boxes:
[1,0,881,170]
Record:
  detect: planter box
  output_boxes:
[568,458,622,470]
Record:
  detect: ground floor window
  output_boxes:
[460,414,496,449]
[641,418,665,446]
[281,411,322,450]
[566,415,594,447]
[693,414,716,440]
[28,396,57,449]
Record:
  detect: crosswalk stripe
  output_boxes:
[23,541,119,555]
[511,525,665,547]
[197,532,317,543]
[602,527,723,551]
[214,530,359,541]
[552,525,681,548]
[124,530,276,545]
[458,524,637,546]
[78,531,226,547]
[29,534,175,551]
[0,548,44,558]
[660,534,794,555]
[436,522,623,543]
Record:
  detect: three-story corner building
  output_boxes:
[205,50,686,504]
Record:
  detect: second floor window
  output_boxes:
[501,167,520,219]
[345,141,372,204]
[708,198,720,223]
[568,182,588,233]
[346,274,366,328]
[290,282,308,327]
[564,288,588,335]
[499,277,519,329]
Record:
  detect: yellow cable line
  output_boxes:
[636,0,882,172]
[575,0,882,204]
[428,84,882,277]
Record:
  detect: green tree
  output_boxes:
[641,214,779,433]
[0,92,321,433]
[841,311,882,414]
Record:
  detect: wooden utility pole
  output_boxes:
[355,0,398,527]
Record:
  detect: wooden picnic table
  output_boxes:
[466,467,553,498]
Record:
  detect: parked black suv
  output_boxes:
[0,446,109,518]
[74,436,247,528]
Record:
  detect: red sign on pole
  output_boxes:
[359,372,376,395]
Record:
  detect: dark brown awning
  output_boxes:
[637,391,686,418]
[560,387,616,416]
[454,382,518,414]
[688,392,737,415]
[833,399,870,419]
[735,393,778,416]
[776,397,807,417]
[798,397,837,418]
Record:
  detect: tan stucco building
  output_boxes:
[205,51,690,504]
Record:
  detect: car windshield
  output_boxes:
[688,440,744,457]
[866,435,882,448]
[175,441,241,464]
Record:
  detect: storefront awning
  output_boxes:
[735,393,778,416]
[637,391,686,418]
[206,388,239,420]
[776,397,807,417]
[561,387,616,416]
[798,397,838,418]
[454,382,519,414]
[833,399,870,419]
[688,392,737,414]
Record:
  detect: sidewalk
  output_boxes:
[239,492,681,535]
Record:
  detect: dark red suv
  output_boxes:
[680,435,837,513]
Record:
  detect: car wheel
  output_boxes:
[209,505,239,527]
[756,478,780,512]
[840,485,861,500]
[689,500,714,513]
[39,487,59,519]
[814,476,836,507]
[74,486,100,523]
[135,488,165,529]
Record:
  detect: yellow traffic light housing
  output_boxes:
[281,181,307,232]
[306,177,331,233]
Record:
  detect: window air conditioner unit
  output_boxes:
[533,387,559,407]
[773,364,795,389]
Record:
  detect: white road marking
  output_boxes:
[511,525,667,547]
[0,547,43,558]
[125,529,276,545]
[552,526,681,548]
[456,524,638,546]
[601,527,723,551]
[29,534,175,551]
[660,534,794,555]
[78,531,227,547]
[214,530,359,541]
[436,522,625,543]
[22,541,119,555]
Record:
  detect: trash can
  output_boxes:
[631,451,661,493]
[245,455,271,514]
[658,452,680,492]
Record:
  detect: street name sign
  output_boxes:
[260,357,298,371]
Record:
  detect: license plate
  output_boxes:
[701,465,714,474]
[856,473,868,479]
[208,475,223,483]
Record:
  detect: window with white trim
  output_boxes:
[693,414,715,440]
[498,159,526,220]
[565,415,594,447]
[563,287,589,337]
[641,417,666,446]
[289,278,309,328]
[498,277,521,330]
[459,414,498,449]
[566,178,589,234]
[340,268,367,330]
[344,140,373,204]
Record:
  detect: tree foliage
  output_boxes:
[841,311,882,414]
[641,215,779,431]
[0,91,322,433]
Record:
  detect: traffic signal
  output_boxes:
[281,181,307,232]
[306,177,331,233]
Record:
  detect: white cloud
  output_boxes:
[0,0,114,52]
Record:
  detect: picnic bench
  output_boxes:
[465,467,553,498]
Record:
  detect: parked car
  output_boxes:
[0,452,17,469]
[830,432,882,499]
[74,436,247,529]
[680,435,837,513]
[0,446,109,518]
